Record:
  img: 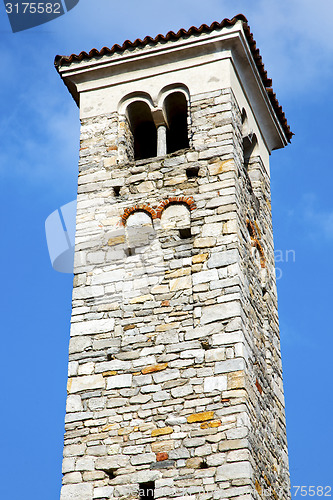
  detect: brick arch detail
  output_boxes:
[121,204,157,226]
[156,196,196,219]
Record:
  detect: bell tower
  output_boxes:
[55,14,292,500]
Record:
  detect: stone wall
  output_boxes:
[61,87,290,500]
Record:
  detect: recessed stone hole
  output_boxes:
[200,337,210,350]
[179,228,192,239]
[186,166,199,178]
[262,287,267,297]
[114,186,121,197]
[103,468,116,480]
[125,247,133,257]
[199,460,209,469]
[106,353,114,361]
[139,481,155,500]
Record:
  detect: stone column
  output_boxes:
[157,124,167,156]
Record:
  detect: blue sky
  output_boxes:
[0,1,332,498]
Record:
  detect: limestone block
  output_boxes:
[62,458,75,474]
[137,181,156,192]
[86,445,107,456]
[67,374,105,393]
[93,486,114,499]
[184,323,221,341]
[207,249,239,269]
[226,427,248,439]
[95,359,132,373]
[222,219,237,234]
[218,439,248,452]
[106,397,126,408]
[155,322,180,332]
[171,384,193,398]
[200,301,241,325]
[152,369,180,384]
[127,372,149,389]
[194,444,212,456]
[128,172,147,183]
[202,223,223,237]
[205,348,225,362]
[215,358,244,374]
[95,455,129,469]
[192,253,209,264]
[167,448,189,460]
[166,416,187,426]
[193,237,216,248]
[141,384,162,393]
[204,376,227,392]
[136,470,162,483]
[216,461,251,481]
[151,440,175,452]
[69,336,92,354]
[142,363,168,374]
[106,374,132,389]
[187,411,214,423]
[131,453,156,465]
[211,331,243,346]
[206,453,226,466]
[227,449,250,462]
[63,444,85,457]
[153,390,170,401]
[129,394,152,404]
[123,445,145,454]
[208,159,234,175]
[68,361,79,377]
[186,457,203,468]
[78,362,94,376]
[151,427,174,437]
[91,269,124,285]
[107,235,125,246]
[133,355,157,368]
[192,269,219,285]
[151,285,170,294]
[129,294,152,304]
[228,371,245,389]
[72,285,104,300]
[71,318,115,336]
[66,395,83,412]
[60,483,93,500]
[75,457,94,471]
[169,276,192,291]
[88,396,106,410]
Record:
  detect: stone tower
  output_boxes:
[55,14,292,500]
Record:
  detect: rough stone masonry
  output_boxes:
[55,14,292,500]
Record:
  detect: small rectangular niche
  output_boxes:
[139,481,155,500]
[179,228,192,239]
[186,166,199,178]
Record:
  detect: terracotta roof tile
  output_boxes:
[55,14,292,142]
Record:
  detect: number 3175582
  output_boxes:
[5,3,61,14]
[294,486,331,497]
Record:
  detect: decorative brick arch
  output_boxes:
[121,204,157,226]
[156,196,196,218]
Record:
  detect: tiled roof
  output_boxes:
[55,14,292,142]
